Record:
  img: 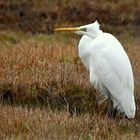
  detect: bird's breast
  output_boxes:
[78,35,94,70]
[79,52,90,70]
[78,46,91,70]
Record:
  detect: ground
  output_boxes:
[0,31,140,139]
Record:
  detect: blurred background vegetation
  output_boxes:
[0,0,140,35]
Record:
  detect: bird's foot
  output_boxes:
[107,107,126,119]
[107,107,118,119]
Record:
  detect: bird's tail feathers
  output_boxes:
[120,90,136,118]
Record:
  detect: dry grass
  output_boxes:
[0,105,139,140]
[0,31,140,139]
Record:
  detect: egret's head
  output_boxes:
[54,21,101,38]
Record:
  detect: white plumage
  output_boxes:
[54,21,136,118]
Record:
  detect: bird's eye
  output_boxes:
[81,28,86,32]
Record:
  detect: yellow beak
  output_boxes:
[54,27,81,32]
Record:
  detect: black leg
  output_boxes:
[107,107,118,119]
[107,99,118,119]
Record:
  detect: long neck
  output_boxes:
[84,30,103,39]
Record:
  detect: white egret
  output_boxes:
[54,21,136,118]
